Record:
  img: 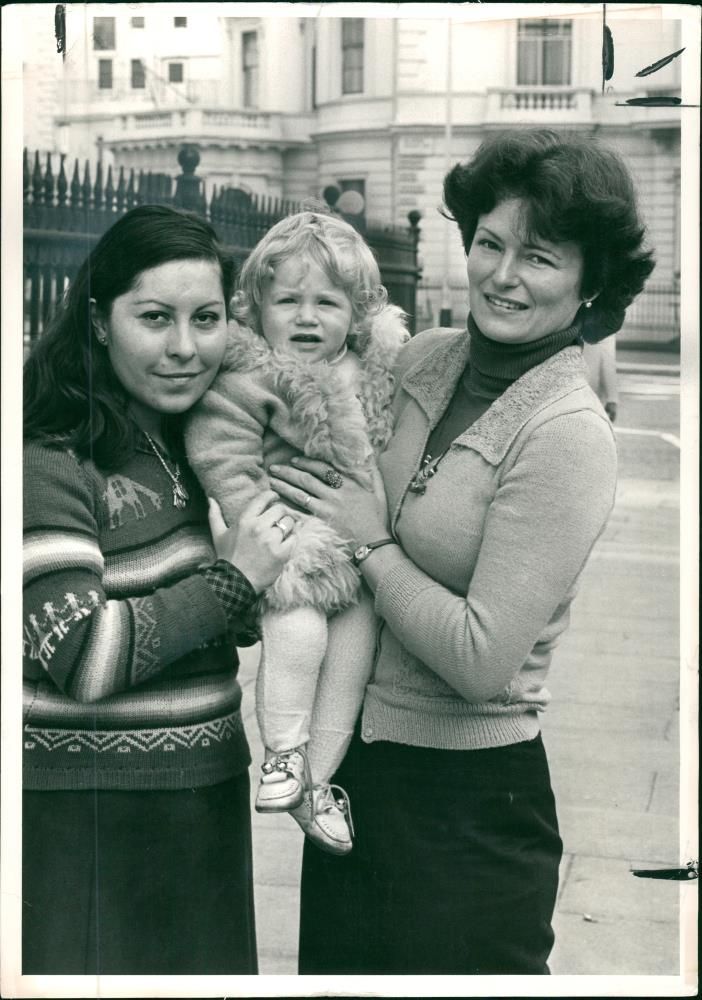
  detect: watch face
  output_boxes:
[355,545,371,562]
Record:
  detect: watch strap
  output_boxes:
[352,537,396,566]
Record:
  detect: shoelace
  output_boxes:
[317,784,355,837]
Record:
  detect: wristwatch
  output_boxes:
[352,537,396,566]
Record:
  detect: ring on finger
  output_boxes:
[301,493,313,511]
[324,469,344,489]
[272,518,294,541]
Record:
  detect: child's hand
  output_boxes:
[208,492,296,593]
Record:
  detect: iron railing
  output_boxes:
[23,146,422,349]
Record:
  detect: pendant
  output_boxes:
[172,479,189,510]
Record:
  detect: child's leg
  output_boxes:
[256,605,328,752]
[305,587,377,783]
[255,606,328,813]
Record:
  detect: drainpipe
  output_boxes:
[439,18,453,327]
[391,18,398,223]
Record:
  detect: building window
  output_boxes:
[168,62,184,84]
[131,16,145,28]
[242,31,259,108]
[341,18,364,94]
[131,59,145,89]
[98,59,113,90]
[517,19,572,85]
[174,16,187,28]
[93,16,115,51]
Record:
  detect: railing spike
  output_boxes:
[93,160,104,210]
[126,168,136,208]
[70,158,81,209]
[105,165,115,212]
[57,154,68,206]
[32,150,43,205]
[44,153,55,208]
[116,166,126,212]
[82,160,92,210]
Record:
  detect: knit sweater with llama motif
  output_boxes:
[23,438,259,791]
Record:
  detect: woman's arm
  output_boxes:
[371,412,617,701]
[23,447,292,703]
[271,411,617,703]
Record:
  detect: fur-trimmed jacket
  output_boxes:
[185,305,409,613]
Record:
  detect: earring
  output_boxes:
[584,300,593,309]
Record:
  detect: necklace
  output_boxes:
[143,432,190,510]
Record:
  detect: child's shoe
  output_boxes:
[290,783,354,855]
[255,747,309,813]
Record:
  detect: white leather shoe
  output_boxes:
[255,747,309,813]
[290,783,354,855]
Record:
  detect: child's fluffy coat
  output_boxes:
[185,304,409,613]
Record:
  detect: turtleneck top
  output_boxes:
[424,315,581,463]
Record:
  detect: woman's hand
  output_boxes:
[208,491,296,593]
[268,458,390,548]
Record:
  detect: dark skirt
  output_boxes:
[23,771,257,975]
[299,732,562,975]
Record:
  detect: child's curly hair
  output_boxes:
[232,210,388,352]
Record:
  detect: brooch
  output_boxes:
[408,453,442,495]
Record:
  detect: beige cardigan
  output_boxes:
[361,327,618,750]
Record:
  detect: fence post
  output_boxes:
[173,144,206,215]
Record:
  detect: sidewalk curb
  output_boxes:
[617,362,680,377]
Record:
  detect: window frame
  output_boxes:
[168,61,184,84]
[131,58,146,89]
[242,30,259,108]
[93,16,115,51]
[341,18,364,95]
[97,58,113,90]
[516,19,572,87]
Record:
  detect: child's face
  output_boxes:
[259,257,354,363]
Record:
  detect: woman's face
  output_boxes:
[95,259,228,435]
[466,198,586,344]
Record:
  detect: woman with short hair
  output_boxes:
[269,128,655,974]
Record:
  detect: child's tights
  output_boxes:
[255,589,377,784]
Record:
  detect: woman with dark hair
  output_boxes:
[22,205,295,974]
[268,128,655,974]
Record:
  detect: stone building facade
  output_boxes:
[22,3,685,342]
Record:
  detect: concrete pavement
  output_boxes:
[236,382,689,980]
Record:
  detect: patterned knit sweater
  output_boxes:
[23,438,259,791]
